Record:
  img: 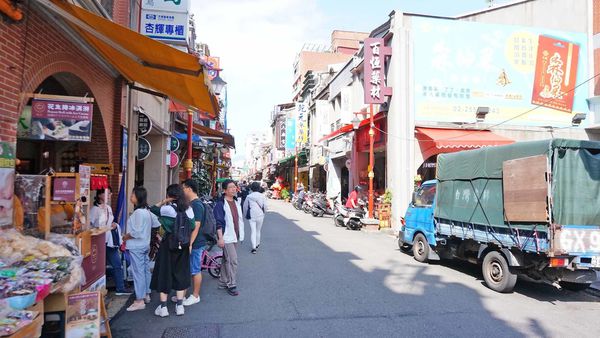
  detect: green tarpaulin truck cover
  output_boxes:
[435,139,600,227]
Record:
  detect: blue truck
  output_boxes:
[398,139,600,293]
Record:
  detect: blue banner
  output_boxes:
[285,118,296,150]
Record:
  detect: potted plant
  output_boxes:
[281,188,290,202]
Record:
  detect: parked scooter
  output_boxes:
[292,190,305,210]
[332,197,367,230]
[302,192,315,213]
[311,193,334,217]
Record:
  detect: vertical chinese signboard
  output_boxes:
[531,36,580,112]
[364,38,392,104]
[275,116,286,150]
[285,118,296,151]
[295,102,308,147]
[141,0,190,45]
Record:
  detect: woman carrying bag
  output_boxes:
[243,182,267,254]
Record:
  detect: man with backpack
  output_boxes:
[213,179,245,296]
[178,179,205,306]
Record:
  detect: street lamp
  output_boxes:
[211,74,227,96]
[351,115,361,130]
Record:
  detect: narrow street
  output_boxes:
[111,200,599,338]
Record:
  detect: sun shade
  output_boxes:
[42,0,218,117]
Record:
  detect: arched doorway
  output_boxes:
[16,72,109,175]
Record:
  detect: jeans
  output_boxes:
[106,246,125,292]
[129,248,151,300]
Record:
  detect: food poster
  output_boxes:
[412,17,588,127]
[23,99,93,142]
[13,175,47,236]
[0,142,16,228]
[78,165,91,231]
[66,292,100,338]
[531,35,580,112]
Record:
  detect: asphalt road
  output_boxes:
[111,200,600,338]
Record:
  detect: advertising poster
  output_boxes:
[66,292,100,338]
[412,17,588,127]
[0,142,15,227]
[140,10,188,44]
[53,178,77,202]
[24,99,93,141]
[285,118,296,151]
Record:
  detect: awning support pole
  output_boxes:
[368,104,375,218]
[184,109,194,179]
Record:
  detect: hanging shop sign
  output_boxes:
[138,137,152,161]
[82,163,114,175]
[201,55,220,80]
[138,112,152,137]
[24,99,93,141]
[295,102,308,146]
[141,0,190,12]
[53,178,77,202]
[275,117,286,150]
[285,118,296,150]
[169,152,180,169]
[170,136,180,152]
[363,38,392,104]
[140,10,189,45]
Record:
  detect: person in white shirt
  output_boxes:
[243,182,267,254]
[90,187,131,296]
[123,186,160,312]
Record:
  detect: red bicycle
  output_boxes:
[202,244,223,278]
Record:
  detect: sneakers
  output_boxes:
[154,305,169,318]
[227,287,239,296]
[182,295,200,306]
[144,295,151,304]
[126,302,145,312]
[115,289,133,296]
[176,304,185,316]
[251,249,257,254]
[217,283,228,289]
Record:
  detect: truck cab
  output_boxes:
[399,180,438,261]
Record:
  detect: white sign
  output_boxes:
[141,0,190,12]
[140,9,188,44]
[328,135,352,159]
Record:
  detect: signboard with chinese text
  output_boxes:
[25,99,93,141]
[285,118,296,150]
[66,292,100,338]
[53,178,77,202]
[364,38,391,104]
[141,0,190,12]
[83,163,114,175]
[201,56,220,80]
[412,17,588,127]
[140,10,188,44]
[531,36,580,112]
[138,112,152,136]
[275,116,286,150]
[170,136,180,151]
[295,102,308,147]
[138,137,152,161]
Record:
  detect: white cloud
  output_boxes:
[190,0,328,162]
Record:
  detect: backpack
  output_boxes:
[201,201,217,243]
[168,205,192,250]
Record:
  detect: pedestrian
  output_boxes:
[243,182,267,254]
[149,184,196,317]
[90,188,131,296]
[177,179,205,306]
[122,186,160,312]
[214,179,244,296]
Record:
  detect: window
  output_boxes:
[413,184,436,207]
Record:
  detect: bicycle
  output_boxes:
[201,242,223,278]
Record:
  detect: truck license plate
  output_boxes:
[556,227,600,254]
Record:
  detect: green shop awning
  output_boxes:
[278,151,308,166]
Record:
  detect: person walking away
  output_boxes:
[122,187,160,312]
[178,179,205,306]
[243,182,267,254]
[214,179,244,296]
[149,184,195,317]
[90,188,131,296]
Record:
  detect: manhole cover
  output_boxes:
[162,324,219,338]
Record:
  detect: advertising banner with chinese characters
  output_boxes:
[23,99,93,141]
[202,55,220,80]
[285,118,296,151]
[275,116,286,150]
[295,102,309,147]
[140,10,189,44]
[412,17,588,127]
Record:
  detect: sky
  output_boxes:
[190,0,513,165]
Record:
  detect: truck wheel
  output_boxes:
[412,233,429,263]
[559,281,591,291]
[482,251,517,293]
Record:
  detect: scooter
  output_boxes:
[302,193,315,214]
[311,193,334,217]
[292,190,306,210]
[332,198,367,230]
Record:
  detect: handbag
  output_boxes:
[245,203,251,220]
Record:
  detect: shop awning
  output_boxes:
[41,0,218,117]
[174,115,235,148]
[415,127,514,160]
[318,112,385,143]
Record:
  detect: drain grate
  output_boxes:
[162,324,219,338]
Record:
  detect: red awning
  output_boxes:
[169,100,187,113]
[319,112,385,143]
[415,127,514,160]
